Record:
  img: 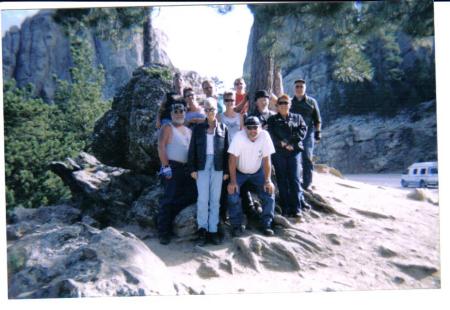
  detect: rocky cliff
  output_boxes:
[2,9,173,102]
[315,100,438,173]
[243,8,437,173]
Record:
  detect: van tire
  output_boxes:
[419,180,426,188]
[401,180,408,188]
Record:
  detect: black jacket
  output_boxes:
[187,120,229,173]
[291,94,321,129]
[267,112,307,155]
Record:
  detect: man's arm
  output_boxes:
[157,125,171,166]
[262,156,274,194]
[227,154,238,194]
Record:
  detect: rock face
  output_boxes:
[90,65,173,174]
[7,205,176,298]
[49,152,156,227]
[2,9,173,101]
[315,101,437,173]
[243,8,436,173]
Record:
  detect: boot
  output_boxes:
[196,228,208,246]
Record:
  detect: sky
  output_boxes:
[1,4,253,90]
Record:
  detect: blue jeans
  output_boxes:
[302,129,315,188]
[196,155,223,233]
[227,167,275,229]
[158,161,197,237]
[272,152,303,215]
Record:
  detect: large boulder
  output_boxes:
[8,223,176,298]
[91,65,173,174]
[49,152,155,227]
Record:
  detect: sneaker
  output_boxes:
[196,228,208,246]
[159,234,171,245]
[262,228,274,236]
[209,232,221,245]
[231,225,246,237]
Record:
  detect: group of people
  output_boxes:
[156,75,322,246]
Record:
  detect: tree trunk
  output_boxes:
[272,64,284,96]
[247,18,274,113]
[143,7,153,67]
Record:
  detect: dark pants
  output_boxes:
[227,168,275,229]
[302,130,315,189]
[272,151,303,215]
[158,160,197,237]
[220,180,256,221]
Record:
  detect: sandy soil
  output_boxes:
[130,171,440,295]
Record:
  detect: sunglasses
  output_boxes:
[277,101,289,105]
[185,93,194,98]
[173,109,185,114]
[204,108,216,113]
[224,99,235,103]
[295,85,305,89]
[246,125,258,130]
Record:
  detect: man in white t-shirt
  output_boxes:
[227,116,276,237]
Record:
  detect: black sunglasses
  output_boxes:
[246,125,258,130]
[173,109,185,114]
[224,99,235,103]
[277,101,289,105]
[204,108,216,112]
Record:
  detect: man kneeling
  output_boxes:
[227,116,276,237]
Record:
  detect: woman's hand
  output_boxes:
[191,172,198,180]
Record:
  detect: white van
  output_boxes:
[401,161,438,188]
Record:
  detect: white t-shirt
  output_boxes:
[227,130,275,174]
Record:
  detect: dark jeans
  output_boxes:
[302,130,315,188]
[220,180,256,221]
[227,168,275,229]
[158,160,197,237]
[272,151,303,215]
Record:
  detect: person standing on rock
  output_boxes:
[240,89,277,219]
[156,72,185,128]
[227,116,276,237]
[217,91,243,224]
[183,87,205,128]
[157,103,197,245]
[268,95,308,218]
[202,79,225,114]
[248,90,276,130]
[188,98,229,246]
[233,77,250,115]
[290,79,322,191]
[173,72,185,96]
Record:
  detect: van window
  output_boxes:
[420,168,426,175]
[429,167,438,174]
[413,169,418,175]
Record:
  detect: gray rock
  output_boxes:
[173,204,197,238]
[49,152,154,227]
[2,10,173,102]
[91,65,173,173]
[197,262,220,279]
[8,224,176,298]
